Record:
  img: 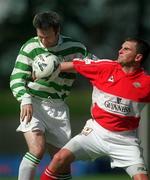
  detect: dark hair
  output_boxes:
[125,37,150,62]
[33,11,61,33]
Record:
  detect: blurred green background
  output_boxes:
[0,0,150,179]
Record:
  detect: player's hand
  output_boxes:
[32,71,37,81]
[20,104,33,123]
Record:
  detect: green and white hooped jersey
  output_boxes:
[10,35,94,105]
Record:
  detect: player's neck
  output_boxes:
[122,64,140,74]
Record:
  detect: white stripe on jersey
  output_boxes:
[23,41,40,53]
[73,58,114,64]
[92,86,145,117]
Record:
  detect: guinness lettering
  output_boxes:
[104,100,130,115]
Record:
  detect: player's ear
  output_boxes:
[55,27,60,36]
[135,54,143,63]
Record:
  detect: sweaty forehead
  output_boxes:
[122,41,137,49]
[37,28,55,36]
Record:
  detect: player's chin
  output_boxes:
[44,42,56,48]
[117,58,122,63]
[43,44,50,48]
[118,59,125,66]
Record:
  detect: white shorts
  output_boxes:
[17,97,71,148]
[63,119,145,169]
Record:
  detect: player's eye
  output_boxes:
[124,47,130,50]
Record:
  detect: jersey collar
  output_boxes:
[38,34,63,49]
[117,62,143,76]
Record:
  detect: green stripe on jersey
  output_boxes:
[54,47,87,57]
[10,35,89,102]
[59,72,76,79]
[36,80,72,92]
[15,62,32,71]
[10,73,31,80]
[28,88,62,99]
[10,82,25,90]
[16,89,26,98]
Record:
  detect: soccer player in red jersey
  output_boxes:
[41,38,150,180]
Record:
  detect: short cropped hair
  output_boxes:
[125,37,150,62]
[33,11,61,33]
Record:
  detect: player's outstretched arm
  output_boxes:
[60,62,76,72]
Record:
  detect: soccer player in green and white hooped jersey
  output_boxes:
[10,11,97,180]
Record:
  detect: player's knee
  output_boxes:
[29,145,45,159]
[53,149,74,165]
[25,131,46,158]
[53,151,66,165]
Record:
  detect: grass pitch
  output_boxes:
[0,174,130,180]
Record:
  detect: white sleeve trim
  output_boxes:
[21,97,32,106]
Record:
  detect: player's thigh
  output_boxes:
[109,133,145,168]
[45,104,71,148]
[63,124,104,160]
[46,143,60,157]
[24,130,46,157]
[45,118,71,148]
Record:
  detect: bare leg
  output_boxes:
[18,130,46,180]
[40,148,75,180]
[133,174,149,180]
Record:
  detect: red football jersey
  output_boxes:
[73,58,150,131]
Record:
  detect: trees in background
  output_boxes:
[0,0,150,88]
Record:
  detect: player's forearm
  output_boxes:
[10,70,32,103]
[60,62,76,72]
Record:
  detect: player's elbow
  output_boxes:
[60,62,75,72]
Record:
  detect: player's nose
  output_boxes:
[119,49,123,55]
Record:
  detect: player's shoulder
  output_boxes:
[92,59,117,65]
[142,70,150,80]
[20,36,40,52]
[88,59,118,71]
[74,58,117,68]
[61,35,83,43]
[138,71,150,94]
[60,35,86,49]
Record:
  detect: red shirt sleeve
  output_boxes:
[73,58,100,82]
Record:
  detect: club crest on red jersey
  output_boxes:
[108,75,114,82]
[133,82,141,88]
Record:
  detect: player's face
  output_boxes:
[117,41,138,66]
[37,27,59,48]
